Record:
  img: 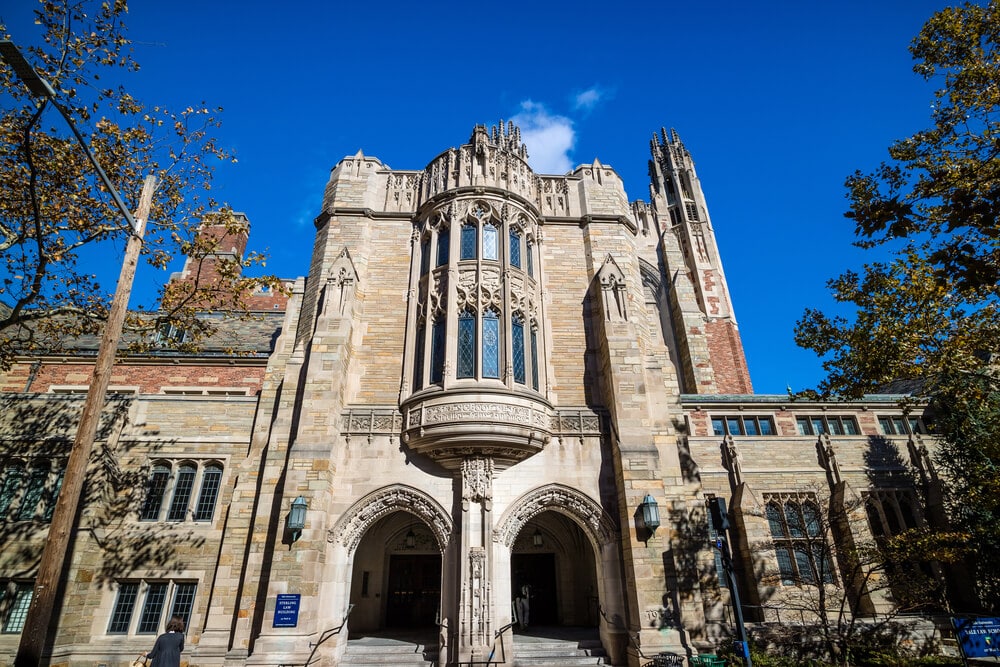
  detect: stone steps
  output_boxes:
[340,629,609,666]
[512,635,610,666]
[341,635,438,666]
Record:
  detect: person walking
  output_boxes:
[141,616,185,667]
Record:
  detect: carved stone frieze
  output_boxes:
[421,401,547,428]
[327,484,452,553]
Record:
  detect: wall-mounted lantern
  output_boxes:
[637,494,661,538]
[288,496,308,542]
[405,527,416,549]
[532,527,544,547]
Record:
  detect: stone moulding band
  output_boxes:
[493,483,618,549]
[328,483,453,553]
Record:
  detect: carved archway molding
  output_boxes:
[328,484,453,554]
[493,483,618,549]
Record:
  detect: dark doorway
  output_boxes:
[511,553,558,626]
[385,554,441,628]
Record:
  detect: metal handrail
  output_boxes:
[290,604,354,667]
[455,621,518,667]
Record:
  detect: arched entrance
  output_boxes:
[495,484,620,633]
[349,512,441,630]
[511,510,600,627]
[329,484,453,634]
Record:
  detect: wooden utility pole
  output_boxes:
[15,175,156,667]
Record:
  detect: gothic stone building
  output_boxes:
[0,124,942,666]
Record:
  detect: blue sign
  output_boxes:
[954,617,1000,658]
[273,594,301,628]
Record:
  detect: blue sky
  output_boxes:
[1,1,958,394]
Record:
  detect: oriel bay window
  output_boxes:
[409,198,544,393]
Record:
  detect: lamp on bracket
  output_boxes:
[287,496,308,542]
[636,494,661,542]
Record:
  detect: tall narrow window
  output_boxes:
[512,314,525,384]
[141,465,171,521]
[482,309,500,378]
[419,237,430,275]
[137,583,168,634]
[509,228,522,268]
[41,467,64,522]
[0,464,25,516]
[436,228,449,267]
[167,465,196,522]
[17,465,48,521]
[483,222,499,260]
[193,465,222,521]
[458,309,476,378]
[461,223,477,260]
[413,323,425,390]
[108,582,140,634]
[170,583,197,629]
[530,326,539,390]
[430,319,445,384]
[2,583,33,633]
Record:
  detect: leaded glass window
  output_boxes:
[193,465,222,521]
[137,582,168,634]
[483,223,498,260]
[17,465,48,521]
[170,583,197,629]
[2,583,33,633]
[509,229,522,268]
[0,464,25,516]
[108,582,139,634]
[430,320,445,384]
[530,326,539,390]
[458,309,476,378]
[420,237,430,274]
[141,465,170,521]
[461,223,477,260]
[413,324,425,390]
[167,465,196,522]
[512,315,525,384]
[436,228,449,267]
[766,496,835,586]
[482,309,500,378]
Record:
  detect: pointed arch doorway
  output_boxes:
[511,510,601,628]
[348,511,442,631]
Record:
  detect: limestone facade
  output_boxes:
[0,123,942,666]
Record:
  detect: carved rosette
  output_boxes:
[327,484,453,553]
[493,484,618,549]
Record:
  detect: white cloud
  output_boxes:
[573,87,603,111]
[511,101,575,174]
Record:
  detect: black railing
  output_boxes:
[284,603,354,667]
[455,620,518,667]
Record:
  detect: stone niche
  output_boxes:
[401,387,552,470]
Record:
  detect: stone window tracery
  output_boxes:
[408,198,544,394]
